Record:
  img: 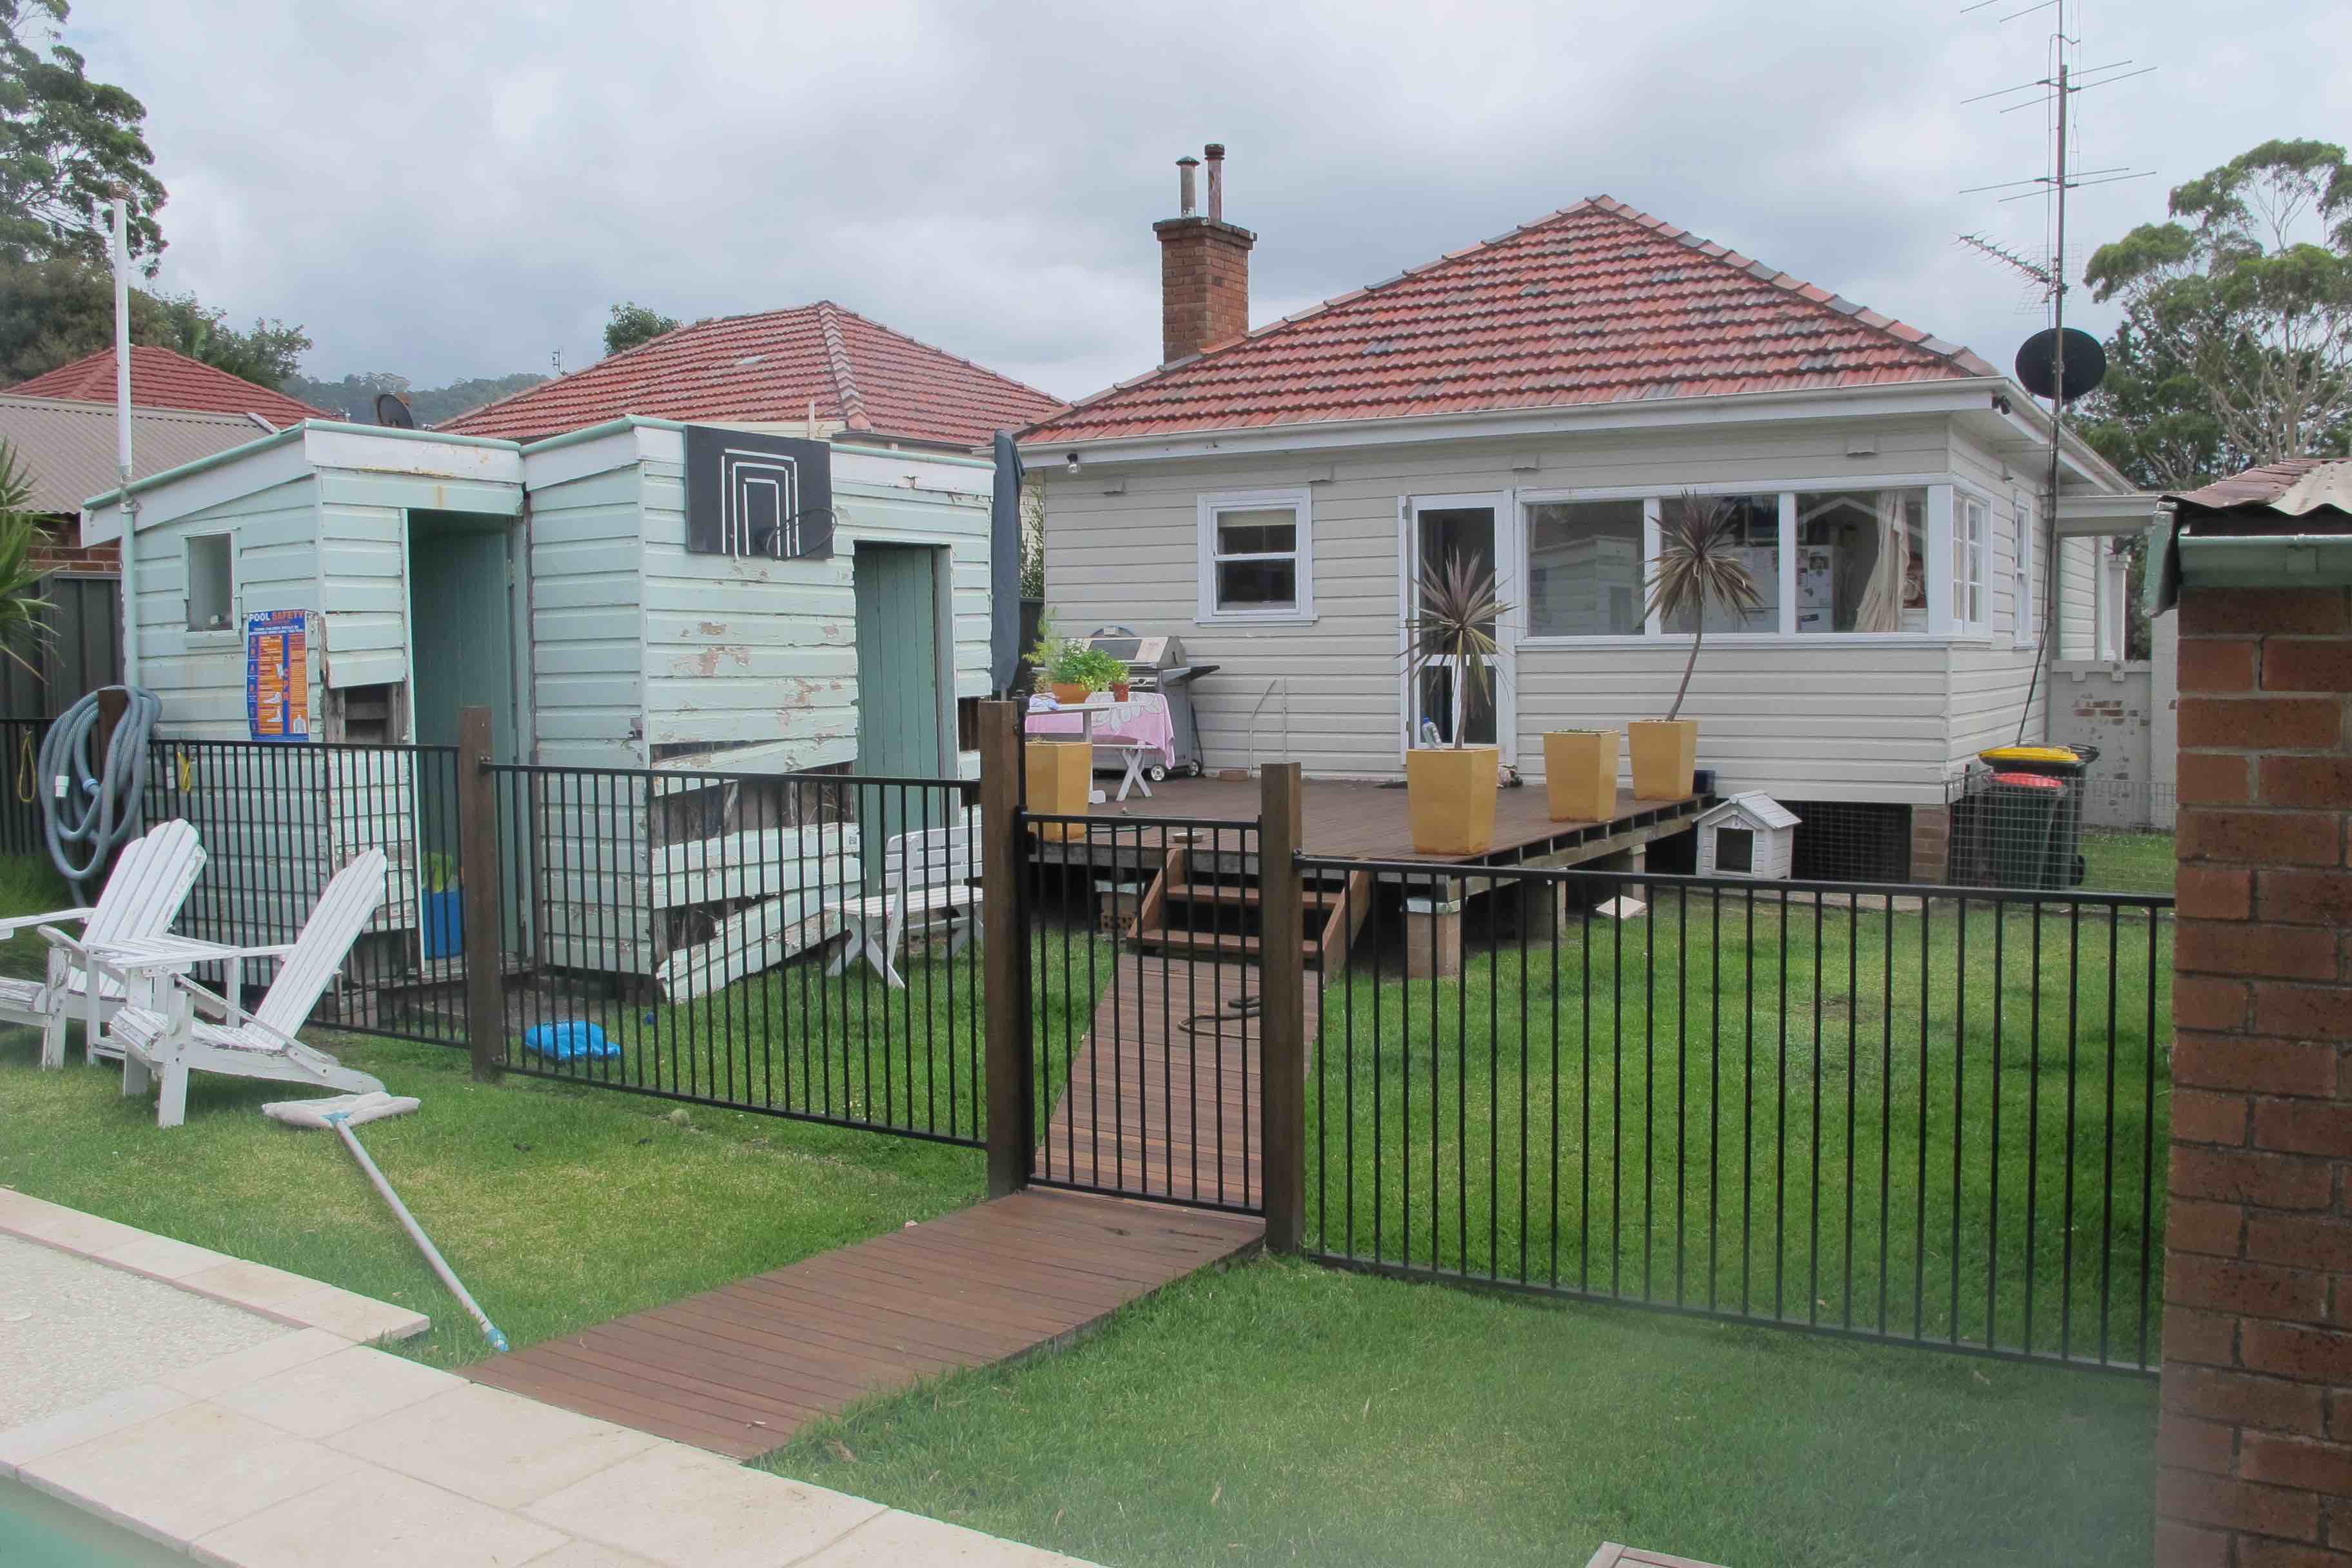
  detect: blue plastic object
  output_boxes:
[420,888,464,960]
[522,1021,619,1062]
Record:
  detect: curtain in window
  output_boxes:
[1856,491,1908,633]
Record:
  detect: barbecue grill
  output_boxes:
[1081,625,1218,778]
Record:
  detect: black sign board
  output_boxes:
[682,426,834,559]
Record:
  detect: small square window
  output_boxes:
[1716,826,1755,874]
[1198,492,1313,620]
[187,534,233,632]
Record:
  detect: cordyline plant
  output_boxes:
[1400,551,1510,749]
[1648,491,1764,723]
[0,442,52,675]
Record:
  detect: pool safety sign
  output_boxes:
[246,609,314,742]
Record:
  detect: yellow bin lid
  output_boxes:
[1979,745,2079,765]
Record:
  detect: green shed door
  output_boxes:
[852,544,944,776]
[853,545,946,874]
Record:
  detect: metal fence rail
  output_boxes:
[481,761,985,1147]
[141,736,467,1045]
[1300,856,2173,1372]
[1023,812,1265,1213]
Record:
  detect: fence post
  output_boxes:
[1259,762,1306,1251]
[456,705,503,1084]
[979,700,1028,1197]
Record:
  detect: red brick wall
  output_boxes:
[2160,584,2352,1567]
[30,516,117,576]
[1154,217,1254,364]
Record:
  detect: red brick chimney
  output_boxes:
[1154,143,1255,365]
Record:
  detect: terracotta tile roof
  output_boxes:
[10,346,332,429]
[1025,195,2000,444]
[438,302,1063,449]
[2169,457,2352,524]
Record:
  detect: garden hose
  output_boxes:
[39,685,162,896]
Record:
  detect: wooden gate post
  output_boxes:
[979,700,1029,1197]
[1259,763,1307,1252]
[456,705,504,1083]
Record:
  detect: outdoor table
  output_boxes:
[81,933,291,1049]
[1023,696,1160,802]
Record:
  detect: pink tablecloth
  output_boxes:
[1027,694,1177,769]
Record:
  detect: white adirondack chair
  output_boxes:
[0,820,206,1070]
[825,811,981,989]
[97,849,390,1128]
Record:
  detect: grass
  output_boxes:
[2080,830,2177,896]
[765,1255,2157,1568]
[1310,892,2173,1363]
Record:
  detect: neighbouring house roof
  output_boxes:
[10,346,333,430]
[2167,456,2352,527]
[1024,195,2000,445]
[0,394,278,516]
[438,302,1064,449]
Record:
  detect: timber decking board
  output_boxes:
[467,1188,1260,1459]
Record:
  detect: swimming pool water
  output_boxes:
[0,1476,190,1567]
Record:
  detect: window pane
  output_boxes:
[1217,508,1297,558]
[1665,494,1779,634]
[1792,488,1927,633]
[1527,500,1644,636]
[1217,558,1296,610]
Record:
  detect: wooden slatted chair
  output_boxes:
[98,849,389,1128]
[0,820,206,1070]
[825,810,981,989]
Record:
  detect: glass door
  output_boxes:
[1402,494,1514,761]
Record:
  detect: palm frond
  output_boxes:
[1400,551,1510,746]
[1647,492,1765,721]
[0,442,54,678]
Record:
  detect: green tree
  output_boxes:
[603,301,680,358]
[2082,139,2352,485]
[0,0,166,272]
[146,293,309,389]
[0,257,309,390]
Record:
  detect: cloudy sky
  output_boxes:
[59,0,2351,403]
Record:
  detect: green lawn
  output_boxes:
[1311,892,2173,1364]
[767,1255,2156,1568]
[2080,830,2177,896]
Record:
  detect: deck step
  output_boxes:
[1135,928,1329,966]
[1166,882,1341,910]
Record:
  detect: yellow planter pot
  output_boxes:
[1405,746,1500,856]
[1627,719,1698,801]
[1543,730,1619,822]
[1025,740,1093,841]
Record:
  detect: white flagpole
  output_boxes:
[110,195,139,687]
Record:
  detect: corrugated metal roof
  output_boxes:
[439,302,1063,449]
[10,346,333,429]
[0,395,275,514]
[1024,195,1997,444]
[2168,456,2352,525]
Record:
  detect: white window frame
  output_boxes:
[1515,475,1963,649]
[1196,488,1315,625]
[2012,489,2039,648]
[1952,491,1991,636]
[184,530,237,636]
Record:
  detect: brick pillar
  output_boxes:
[2158,585,2352,1567]
[1908,803,1952,884]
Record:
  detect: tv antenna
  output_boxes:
[1954,0,2153,740]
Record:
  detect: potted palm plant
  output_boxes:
[1400,552,1509,856]
[1632,492,1763,799]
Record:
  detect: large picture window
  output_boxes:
[1792,488,1928,634]
[1666,494,1779,634]
[1197,490,1313,622]
[1527,499,1644,637]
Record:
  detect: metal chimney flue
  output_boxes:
[1203,143,1226,224]
[1175,155,1199,219]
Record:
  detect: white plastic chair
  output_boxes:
[94,849,389,1128]
[0,820,205,1070]
[825,812,981,989]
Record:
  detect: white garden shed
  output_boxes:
[1695,792,1800,880]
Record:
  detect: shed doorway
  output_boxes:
[852,544,949,869]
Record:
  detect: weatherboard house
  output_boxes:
[79,304,1059,994]
[1021,162,2158,880]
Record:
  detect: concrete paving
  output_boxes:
[0,1188,1101,1566]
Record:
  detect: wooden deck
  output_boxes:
[1046,774,1705,868]
[467,1188,1262,1458]
[1034,951,1318,1208]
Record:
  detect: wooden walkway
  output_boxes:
[1033,950,1317,1208]
[467,1187,1261,1458]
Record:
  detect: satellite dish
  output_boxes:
[2014,328,2106,404]
[373,391,416,429]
